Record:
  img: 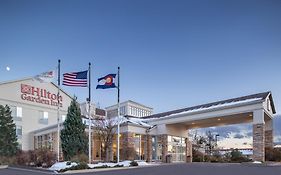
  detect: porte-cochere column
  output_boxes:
[265,119,273,148]
[253,109,265,162]
[185,137,192,163]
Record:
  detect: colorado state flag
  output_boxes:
[96,74,117,89]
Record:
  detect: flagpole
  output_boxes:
[117,66,120,163]
[88,62,92,164]
[57,59,61,162]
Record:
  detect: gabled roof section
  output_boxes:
[144,91,275,119]
[0,77,73,100]
[268,93,276,114]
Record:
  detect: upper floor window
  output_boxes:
[39,111,48,124]
[10,106,22,121]
[16,125,22,137]
[61,115,66,122]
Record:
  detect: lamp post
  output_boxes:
[215,134,220,148]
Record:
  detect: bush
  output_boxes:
[59,162,89,172]
[94,165,108,169]
[266,147,281,161]
[71,153,88,163]
[192,148,204,162]
[230,149,250,163]
[130,160,138,166]
[15,150,30,165]
[0,156,16,165]
[14,149,56,167]
[38,149,56,167]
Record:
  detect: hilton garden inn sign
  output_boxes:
[20,84,63,107]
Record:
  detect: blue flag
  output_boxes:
[96,74,117,89]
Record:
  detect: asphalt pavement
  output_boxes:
[0,163,281,175]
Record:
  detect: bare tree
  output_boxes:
[93,116,119,162]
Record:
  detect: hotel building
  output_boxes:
[0,78,276,162]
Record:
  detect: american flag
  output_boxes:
[63,71,88,87]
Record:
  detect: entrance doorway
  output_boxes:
[168,136,186,162]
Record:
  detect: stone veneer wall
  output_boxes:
[144,135,152,162]
[253,123,265,162]
[121,132,135,160]
[265,130,273,148]
[185,138,192,163]
[158,134,168,163]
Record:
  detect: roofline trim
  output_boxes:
[147,98,265,121]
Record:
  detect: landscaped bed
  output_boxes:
[49,160,151,172]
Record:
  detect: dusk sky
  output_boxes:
[1,0,281,146]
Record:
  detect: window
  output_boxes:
[10,106,22,121]
[17,144,22,150]
[39,111,48,124]
[16,125,22,137]
[61,115,66,122]
[120,106,125,115]
[10,106,16,117]
[43,112,48,119]
[17,107,22,117]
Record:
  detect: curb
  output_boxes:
[62,165,161,174]
[8,165,55,173]
[63,166,138,174]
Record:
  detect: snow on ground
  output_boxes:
[116,160,132,167]
[252,161,262,164]
[48,161,77,171]
[88,160,149,168]
[49,160,154,171]
[135,160,150,166]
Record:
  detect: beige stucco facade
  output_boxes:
[0,78,72,150]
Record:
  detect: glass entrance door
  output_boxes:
[168,136,186,162]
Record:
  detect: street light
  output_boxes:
[215,134,220,147]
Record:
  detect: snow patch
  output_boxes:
[49,161,77,171]
[252,161,262,164]
[135,160,149,166]
[87,160,151,169]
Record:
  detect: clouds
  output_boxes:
[233,133,244,139]
[189,114,281,149]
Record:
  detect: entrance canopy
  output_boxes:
[146,91,275,128]
[145,91,276,162]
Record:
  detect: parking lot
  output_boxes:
[1,163,281,175]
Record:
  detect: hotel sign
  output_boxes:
[20,84,63,107]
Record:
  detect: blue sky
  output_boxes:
[1,0,281,115]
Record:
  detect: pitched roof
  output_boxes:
[0,77,73,99]
[143,91,275,119]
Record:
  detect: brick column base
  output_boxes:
[159,135,168,163]
[253,123,265,162]
[121,132,135,160]
[185,138,192,163]
[265,130,273,148]
[145,135,152,162]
